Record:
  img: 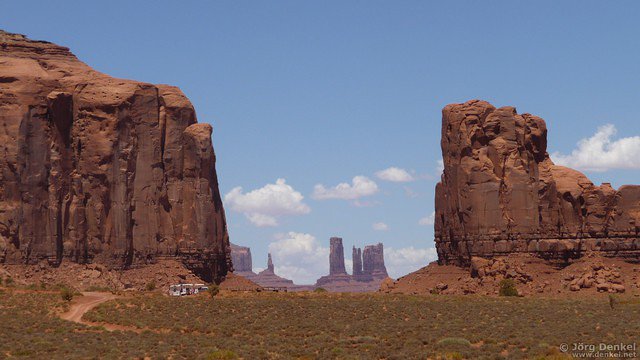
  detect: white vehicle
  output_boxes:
[169,283,194,296]
[169,283,209,296]
[193,283,207,294]
[169,284,182,296]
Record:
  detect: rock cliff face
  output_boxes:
[435,100,640,265]
[0,31,230,282]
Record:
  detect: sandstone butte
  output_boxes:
[384,100,640,296]
[315,237,390,292]
[435,99,640,264]
[0,31,231,282]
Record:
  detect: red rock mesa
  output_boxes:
[435,100,640,265]
[0,31,230,282]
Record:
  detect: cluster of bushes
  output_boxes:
[60,286,80,302]
[498,278,518,296]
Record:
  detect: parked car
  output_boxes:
[168,283,209,296]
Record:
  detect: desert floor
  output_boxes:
[1,287,638,359]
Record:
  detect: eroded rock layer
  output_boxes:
[0,31,230,281]
[435,100,640,264]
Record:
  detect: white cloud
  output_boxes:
[552,124,640,172]
[419,211,435,226]
[224,179,310,227]
[268,232,329,284]
[385,246,437,279]
[372,222,389,231]
[245,213,278,227]
[312,176,379,200]
[375,167,415,182]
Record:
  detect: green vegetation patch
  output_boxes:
[1,290,639,359]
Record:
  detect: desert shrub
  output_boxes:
[437,337,471,347]
[313,287,327,293]
[208,285,220,298]
[145,281,156,292]
[331,347,345,356]
[207,349,237,359]
[60,287,75,302]
[5,277,14,287]
[499,278,518,296]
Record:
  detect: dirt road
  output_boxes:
[60,291,118,324]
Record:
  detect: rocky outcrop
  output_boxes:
[383,254,639,296]
[0,31,230,282]
[435,100,640,265]
[0,259,205,292]
[362,243,388,279]
[566,261,626,293]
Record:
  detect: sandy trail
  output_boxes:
[61,292,118,323]
[60,291,165,333]
[60,291,135,331]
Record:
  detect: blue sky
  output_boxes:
[3,1,640,283]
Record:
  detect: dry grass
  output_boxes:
[1,288,639,359]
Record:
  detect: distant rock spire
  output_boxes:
[329,237,347,275]
[352,246,363,276]
[363,243,388,279]
[267,253,274,273]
